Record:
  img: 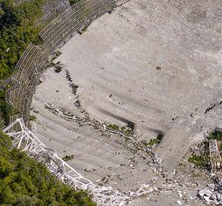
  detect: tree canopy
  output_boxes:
[0,131,96,205]
[0,0,45,80]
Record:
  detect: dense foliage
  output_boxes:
[208,130,222,140]
[0,0,45,80]
[0,0,47,125]
[0,89,18,127]
[69,0,80,6]
[0,131,96,205]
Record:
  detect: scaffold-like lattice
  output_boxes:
[3,118,129,206]
[6,0,117,124]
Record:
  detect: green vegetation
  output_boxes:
[208,130,222,140]
[0,1,95,205]
[107,125,132,136]
[107,124,119,131]
[0,89,18,127]
[188,154,210,168]
[207,130,222,155]
[0,0,48,126]
[29,115,36,121]
[121,126,132,136]
[62,154,75,161]
[71,84,79,95]
[148,134,163,146]
[0,0,46,80]
[188,141,210,169]
[0,131,95,205]
[69,0,81,6]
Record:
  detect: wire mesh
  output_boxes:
[6,0,117,124]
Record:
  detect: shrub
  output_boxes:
[0,132,95,205]
[54,66,62,73]
[62,154,75,161]
[188,154,210,168]
[29,115,36,121]
[71,84,79,95]
[208,131,222,140]
[69,0,81,6]
[107,124,119,131]
[148,134,163,146]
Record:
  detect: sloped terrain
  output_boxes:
[32,0,222,205]
[52,0,222,169]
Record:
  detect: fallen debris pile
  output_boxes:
[198,178,222,205]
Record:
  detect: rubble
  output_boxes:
[197,178,222,205]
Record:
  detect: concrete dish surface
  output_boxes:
[32,0,222,204]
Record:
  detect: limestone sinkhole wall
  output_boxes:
[6,0,117,124]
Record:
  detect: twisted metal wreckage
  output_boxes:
[3,118,129,206]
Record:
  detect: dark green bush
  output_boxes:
[107,124,119,131]
[29,115,36,121]
[208,131,222,140]
[0,89,18,126]
[148,134,163,146]
[188,154,210,168]
[188,141,210,169]
[62,154,75,161]
[69,0,81,6]
[0,131,95,205]
[0,0,45,80]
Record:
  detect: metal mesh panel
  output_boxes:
[6,0,117,124]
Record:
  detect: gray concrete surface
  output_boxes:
[31,0,222,204]
[55,0,222,170]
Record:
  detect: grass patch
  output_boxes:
[188,141,210,169]
[188,154,210,168]
[148,134,163,146]
[62,154,74,161]
[29,115,36,121]
[107,124,119,131]
[121,126,132,136]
